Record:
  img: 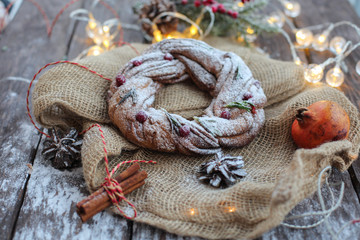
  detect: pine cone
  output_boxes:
[42,128,83,169]
[139,0,178,37]
[198,152,247,188]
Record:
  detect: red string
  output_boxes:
[80,124,157,219]
[26,60,113,138]
[352,219,360,224]
[116,41,140,55]
[48,0,80,37]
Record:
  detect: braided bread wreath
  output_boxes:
[107,39,267,155]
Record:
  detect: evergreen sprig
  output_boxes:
[176,0,279,42]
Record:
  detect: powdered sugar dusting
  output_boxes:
[109,39,267,154]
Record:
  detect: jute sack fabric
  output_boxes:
[33,39,360,239]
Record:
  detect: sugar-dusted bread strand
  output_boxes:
[108,39,266,155]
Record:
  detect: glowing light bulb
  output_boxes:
[312,33,328,51]
[225,206,236,213]
[294,57,303,66]
[237,2,244,8]
[103,25,110,33]
[103,39,110,49]
[356,61,360,75]
[266,12,285,28]
[153,29,163,42]
[329,36,346,54]
[165,31,184,39]
[87,45,104,56]
[189,208,197,216]
[246,26,254,35]
[245,26,256,43]
[88,19,97,30]
[86,20,102,40]
[296,29,313,47]
[304,64,324,83]
[283,1,301,18]
[190,25,198,35]
[326,67,344,87]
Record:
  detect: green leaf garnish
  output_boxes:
[224,101,254,112]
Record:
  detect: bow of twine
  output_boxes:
[26,58,156,219]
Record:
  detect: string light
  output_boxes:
[70,9,121,56]
[103,25,110,33]
[150,8,213,43]
[283,1,301,18]
[329,36,346,54]
[188,208,197,216]
[225,206,237,213]
[266,11,285,28]
[245,26,257,42]
[294,56,303,66]
[295,28,313,47]
[304,64,324,83]
[326,66,344,87]
[87,45,104,56]
[153,29,163,42]
[312,33,328,51]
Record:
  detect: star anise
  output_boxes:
[198,152,247,188]
[42,128,83,169]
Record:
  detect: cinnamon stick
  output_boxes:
[76,163,140,209]
[78,181,146,222]
[76,163,147,222]
[79,171,148,214]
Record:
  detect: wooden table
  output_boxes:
[1,0,360,239]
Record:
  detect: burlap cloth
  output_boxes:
[32,39,360,239]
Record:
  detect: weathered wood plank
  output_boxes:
[13,144,131,240]
[0,0,83,239]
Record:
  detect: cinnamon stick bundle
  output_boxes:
[76,163,148,222]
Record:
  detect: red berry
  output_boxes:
[136,111,148,123]
[251,105,256,114]
[115,74,126,87]
[194,0,201,7]
[242,92,252,100]
[179,125,191,137]
[220,110,231,120]
[211,5,218,13]
[232,11,238,19]
[227,10,233,16]
[181,0,188,4]
[218,4,226,13]
[132,60,142,66]
[164,53,173,61]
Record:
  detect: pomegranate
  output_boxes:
[291,100,350,149]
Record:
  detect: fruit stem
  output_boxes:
[296,108,310,125]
